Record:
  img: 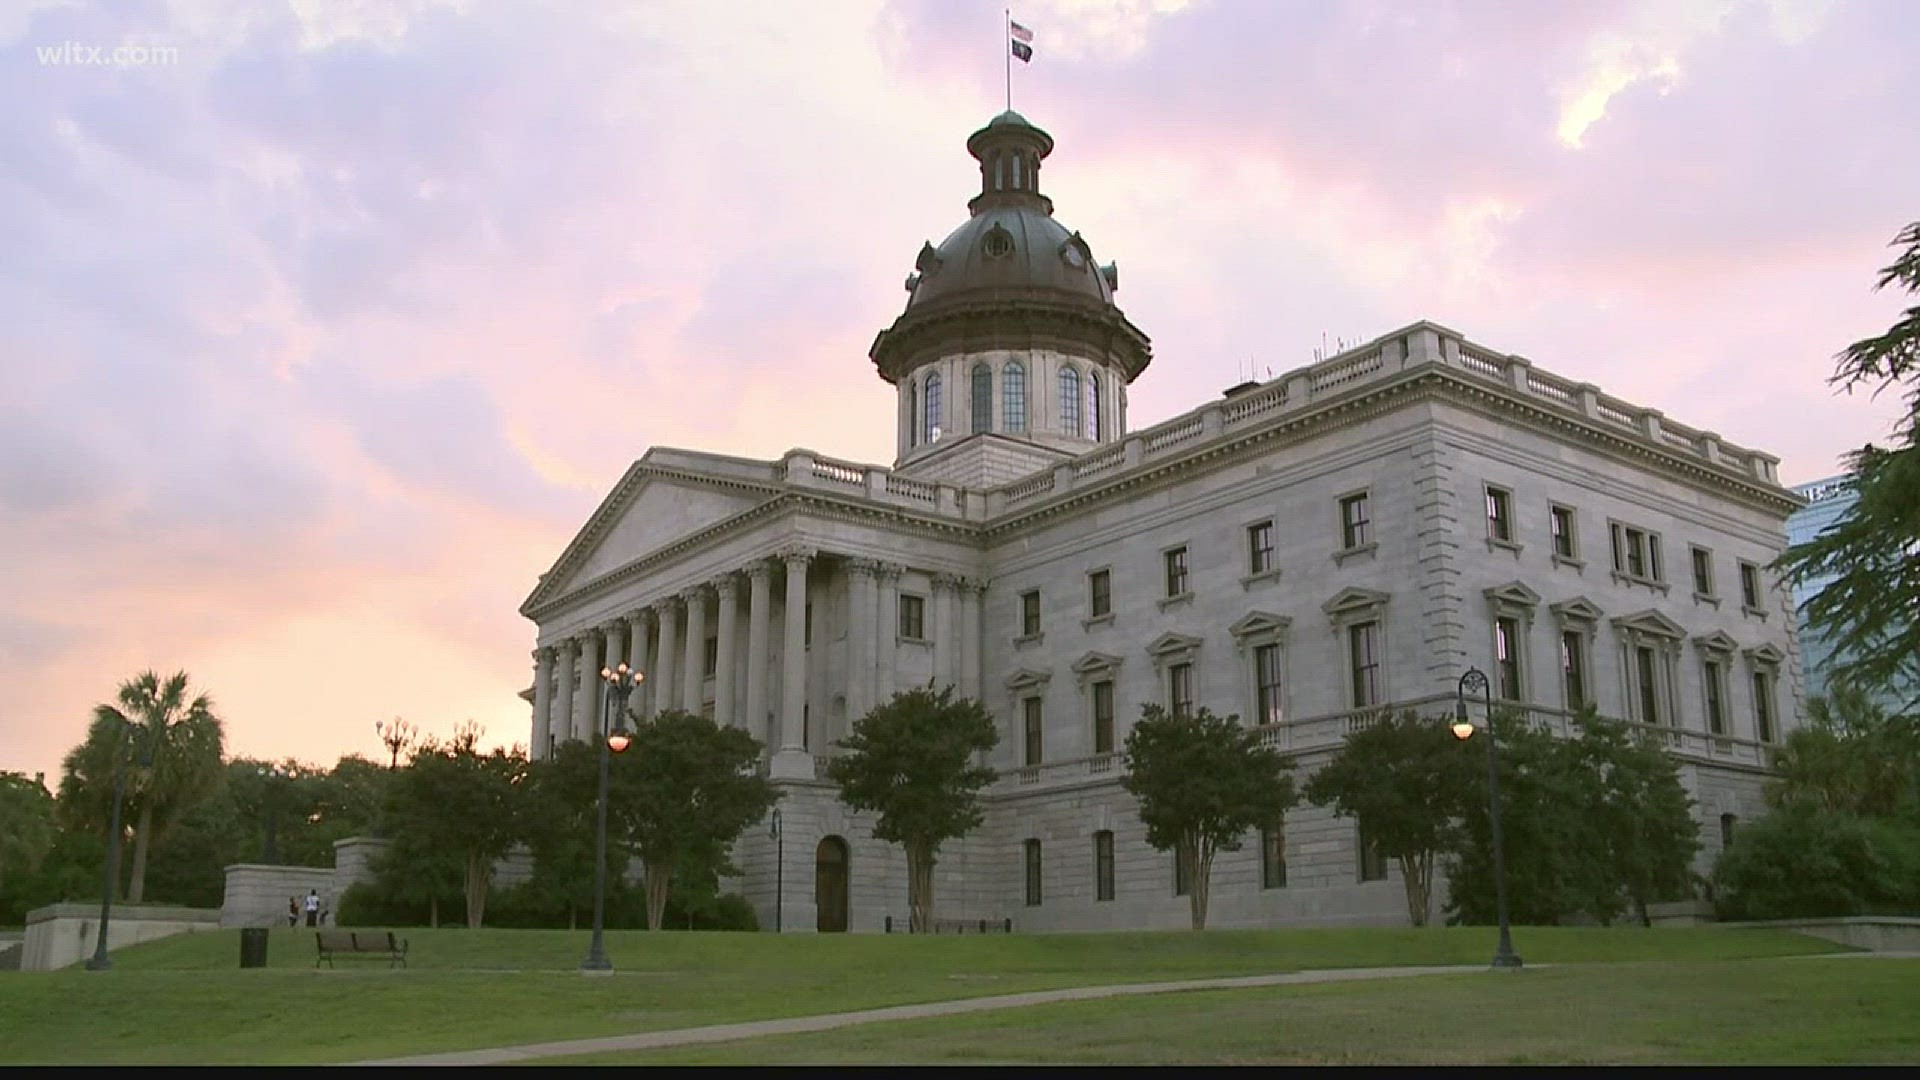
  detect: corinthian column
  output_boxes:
[627,610,653,719]
[715,575,740,727]
[959,578,985,702]
[772,548,814,779]
[682,585,710,715]
[531,647,555,759]
[655,596,681,714]
[876,563,902,703]
[553,639,577,747]
[574,630,603,741]
[846,559,880,722]
[931,573,958,691]
[745,560,773,748]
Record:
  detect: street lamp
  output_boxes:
[260,762,285,865]
[768,808,783,934]
[375,717,416,770]
[86,720,158,972]
[1454,667,1522,970]
[582,661,641,974]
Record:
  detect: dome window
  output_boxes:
[1060,234,1089,270]
[983,224,1015,260]
[971,363,993,434]
[1004,361,1027,434]
[1060,366,1081,434]
[924,372,944,442]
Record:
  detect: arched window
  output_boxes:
[1086,370,1102,439]
[971,363,993,434]
[924,372,943,441]
[1003,361,1027,433]
[1012,153,1024,189]
[993,155,1004,191]
[1059,366,1080,434]
[906,381,918,447]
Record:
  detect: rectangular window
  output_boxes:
[1561,630,1587,711]
[1348,621,1381,708]
[1486,485,1514,542]
[1358,826,1387,882]
[1254,643,1284,725]
[1023,697,1044,766]
[1740,562,1762,609]
[1340,493,1371,549]
[1635,645,1662,725]
[1753,670,1776,743]
[1495,617,1523,701]
[1092,680,1115,754]
[1173,846,1193,897]
[1692,547,1715,597]
[899,594,925,639]
[1020,590,1042,637]
[1247,521,1275,575]
[703,636,718,678]
[1611,523,1662,581]
[1168,662,1194,717]
[1549,504,1577,559]
[1094,831,1115,902]
[1163,547,1189,598]
[1024,839,1043,907]
[1704,659,1727,736]
[1261,827,1287,889]
[1088,569,1111,618]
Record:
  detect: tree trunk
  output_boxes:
[464,852,491,929]
[429,896,439,928]
[1635,895,1652,928]
[907,842,937,932]
[645,863,672,930]
[1188,841,1214,930]
[1398,851,1432,927]
[127,803,154,903]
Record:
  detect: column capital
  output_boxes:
[930,571,962,592]
[957,576,990,596]
[714,573,742,599]
[680,582,712,603]
[846,557,883,578]
[653,593,683,614]
[780,546,816,567]
[555,638,578,657]
[533,645,555,663]
[746,559,776,583]
[597,619,626,636]
[875,561,906,582]
[625,608,652,629]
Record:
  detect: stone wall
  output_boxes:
[21,902,221,972]
[220,864,337,928]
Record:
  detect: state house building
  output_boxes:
[519,112,1805,932]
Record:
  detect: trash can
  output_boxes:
[240,926,270,969]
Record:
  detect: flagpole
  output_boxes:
[1005,9,1012,112]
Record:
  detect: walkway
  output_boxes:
[355,963,1495,1066]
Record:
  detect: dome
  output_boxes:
[903,206,1115,313]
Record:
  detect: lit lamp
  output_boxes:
[582,661,641,974]
[1454,667,1522,970]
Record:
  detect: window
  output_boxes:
[1753,669,1776,742]
[899,594,925,639]
[1720,813,1738,850]
[1261,827,1287,889]
[1023,697,1044,766]
[1486,485,1514,542]
[1561,630,1587,711]
[1003,361,1027,433]
[1168,661,1194,717]
[1358,826,1387,882]
[970,363,992,434]
[1094,831,1115,901]
[1024,839,1042,906]
[1254,643,1284,726]
[923,372,943,441]
[1059,366,1081,433]
[1173,846,1194,897]
[1692,547,1715,597]
[1739,562,1762,610]
[1549,504,1577,559]
[1088,569,1111,618]
[703,636,718,678]
[1635,645,1662,725]
[1348,621,1381,708]
[1495,617,1523,701]
[1610,523,1662,582]
[1247,521,1275,575]
[1092,680,1115,754]
[1086,370,1102,439]
[1163,546,1189,598]
[1020,590,1041,637]
[1340,493,1371,549]
[1704,658,1728,736]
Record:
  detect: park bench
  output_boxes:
[314,929,409,969]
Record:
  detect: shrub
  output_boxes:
[1712,810,1920,919]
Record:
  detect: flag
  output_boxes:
[1009,18,1033,62]
[1011,39,1032,62]
[1009,20,1033,43]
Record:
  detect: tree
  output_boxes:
[1122,704,1298,930]
[1304,710,1477,926]
[613,709,777,931]
[1767,688,1920,820]
[58,671,226,902]
[382,722,528,928]
[524,740,632,930]
[0,772,57,899]
[1571,711,1702,925]
[827,686,999,933]
[1776,221,1920,709]
[1712,810,1917,919]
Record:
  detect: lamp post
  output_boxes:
[375,717,416,771]
[768,808,783,934]
[86,721,157,972]
[582,661,641,974]
[1453,667,1522,970]
[260,762,283,865]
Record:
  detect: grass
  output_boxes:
[0,925,1855,1064]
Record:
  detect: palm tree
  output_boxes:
[62,671,226,902]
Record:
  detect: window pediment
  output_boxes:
[1004,668,1052,694]
[1483,581,1542,609]
[1742,642,1786,666]
[1692,630,1740,654]
[1145,632,1203,666]
[1229,611,1292,647]
[1070,651,1124,681]
[1611,609,1687,641]
[1549,596,1606,625]
[1322,587,1389,623]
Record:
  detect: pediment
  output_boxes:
[1145,632,1203,659]
[1322,587,1390,618]
[1229,611,1292,640]
[1069,651,1124,677]
[1611,609,1687,640]
[1692,630,1740,654]
[1005,667,1053,692]
[524,464,774,613]
[1483,581,1542,608]
[1549,596,1606,624]
[1742,642,1786,665]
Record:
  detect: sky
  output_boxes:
[2,0,1914,784]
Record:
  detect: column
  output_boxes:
[601,620,626,729]
[745,560,773,748]
[682,585,710,716]
[959,579,984,702]
[655,596,681,714]
[627,611,653,719]
[931,573,957,691]
[573,630,602,741]
[530,647,554,759]
[876,564,902,703]
[553,640,577,747]
[715,575,740,728]
[846,559,879,722]
[772,549,813,778]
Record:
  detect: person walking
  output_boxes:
[288,897,299,928]
[304,889,321,928]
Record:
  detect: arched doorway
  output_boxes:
[815,836,850,933]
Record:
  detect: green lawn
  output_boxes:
[0,926,1852,1064]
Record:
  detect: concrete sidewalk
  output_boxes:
[353,963,1497,1066]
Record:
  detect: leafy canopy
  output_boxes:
[826,685,999,851]
[1122,704,1297,856]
